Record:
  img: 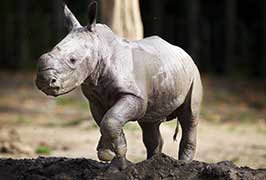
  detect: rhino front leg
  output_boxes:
[100,95,144,171]
[89,102,115,162]
[97,136,115,162]
[139,122,163,159]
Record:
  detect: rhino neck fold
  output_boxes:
[83,25,115,87]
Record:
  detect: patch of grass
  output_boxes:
[202,99,265,124]
[56,96,76,106]
[225,125,237,132]
[56,96,88,110]
[62,118,83,127]
[208,90,233,104]
[230,156,240,164]
[202,77,266,124]
[79,101,89,110]
[42,122,58,127]
[35,146,52,155]
[16,115,32,124]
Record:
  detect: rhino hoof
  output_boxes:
[106,156,129,173]
[98,149,115,162]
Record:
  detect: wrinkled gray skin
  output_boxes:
[36,2,203,171]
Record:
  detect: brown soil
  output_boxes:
[0,154,265,180]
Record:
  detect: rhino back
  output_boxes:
[131,36,199,121]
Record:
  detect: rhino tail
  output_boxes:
[173,120,179,141]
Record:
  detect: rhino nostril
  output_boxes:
[51,78,57,84]
[49,78,60,88]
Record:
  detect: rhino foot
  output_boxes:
[106,156,131,173]
[97,149,115,162]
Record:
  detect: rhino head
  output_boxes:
[36,1,98,97]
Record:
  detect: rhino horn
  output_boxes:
[62,0,82,31]
[87,1,97,32]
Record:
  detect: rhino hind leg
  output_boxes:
[176,80,202,160]
[139,122,163,159]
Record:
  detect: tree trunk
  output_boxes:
[225,0,237,75]
[100,0,143,40]
[262,1,266,78]
[187,0,200,64]
[16,0,28,70]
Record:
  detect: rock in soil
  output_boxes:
[0,154,265,180]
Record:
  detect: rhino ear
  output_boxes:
[62,0,81,31]
[87,1,97,32]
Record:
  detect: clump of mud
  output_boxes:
[0,129,33,155]
[0,154,265,180]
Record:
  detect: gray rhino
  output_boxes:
[35,1,203,171]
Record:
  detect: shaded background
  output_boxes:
[1,0,266,78]
[0,0,266,169]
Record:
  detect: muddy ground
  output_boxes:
[0,154,266,180]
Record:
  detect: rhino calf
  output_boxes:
[36,1,203,171]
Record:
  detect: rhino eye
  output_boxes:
[70,58,77,64]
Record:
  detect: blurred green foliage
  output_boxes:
[35,145,52,155]
[56,96,88,110]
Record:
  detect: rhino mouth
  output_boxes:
[40,86,60,97]
[39,85,75,97]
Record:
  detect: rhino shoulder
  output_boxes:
[130,36,162,56]
[137,35,169,47]
[142,35,163,41]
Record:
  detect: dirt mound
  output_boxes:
[0,154,265,180]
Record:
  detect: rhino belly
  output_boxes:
[140,72,192,122]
